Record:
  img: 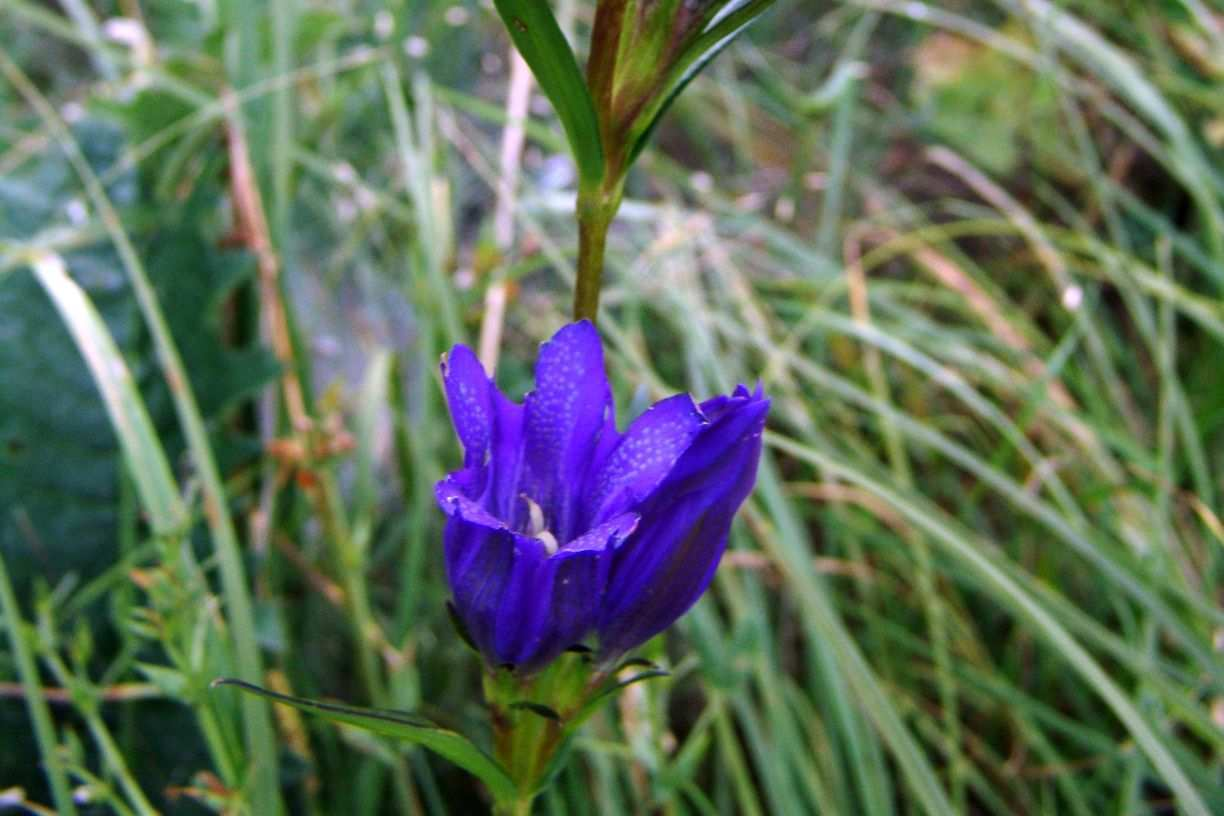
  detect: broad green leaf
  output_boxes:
[0,121,277,593]
[213,678,519,803]
[0,121,141,591]
[0,250,132,588]
[0,117,275,805]
[628,0,775,165]
[490,0,605,186]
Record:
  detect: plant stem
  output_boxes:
[0,555,79,816]
[574,206,609,321]
[574,181,622,322]
[493,798,535,816]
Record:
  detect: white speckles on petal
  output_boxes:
[520,323,610,537]
[588,394,705,520]
[442,346,494,463]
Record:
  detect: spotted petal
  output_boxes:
[597,386,769,660]
[584,393,707,527]
[518,321,613,543]
[440,344,526,518]
[440,345,494,469]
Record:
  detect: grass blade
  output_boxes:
[768,432,1213,816]
[28,252,186,534]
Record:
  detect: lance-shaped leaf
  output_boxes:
[627,0,776,165]
[213,679,518,803]
[491,0,605,187]
[28,252,187,536]
[567,662,670,731]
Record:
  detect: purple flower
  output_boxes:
[436,322,768,673]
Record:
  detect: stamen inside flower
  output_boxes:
[521,494,559,556]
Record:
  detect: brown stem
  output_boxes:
[586,0,630,145]
[223,90,309,434]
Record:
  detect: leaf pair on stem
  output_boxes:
[490,0,776,321]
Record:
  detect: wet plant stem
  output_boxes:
[489,708,561,816]
[573,179,623,322]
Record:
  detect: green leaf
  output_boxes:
[0,249,134,589]
[490,0,605,186]
[569,666,670,729]
[509,701,562,722]
[212,678,519,803]
[0,121,278,596]
[628,0,776,165]
[0,122,170,594]
[29,252,186,535]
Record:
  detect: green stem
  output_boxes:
[0,555,79,816]
[574,181,623,322]
[493,798,535,816]
[574,207,610,321]
[42,649,153,815]
[481,656,604,815]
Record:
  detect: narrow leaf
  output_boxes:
[510,701,562,722]
[628,0,775,165]
[29,252,187,535]
[491,0,605,185]
[212,678,518,803]
[615,656,660,672]
[570,668,670,728]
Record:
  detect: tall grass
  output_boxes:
[1,1,1221,813]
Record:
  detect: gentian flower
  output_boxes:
[436,322,768,673]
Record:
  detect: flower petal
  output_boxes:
[584,393,706,526]
[492,513,637,670]
[436,477,506,531]
[484,387,526,519]
[440,513,520,661]
[440,344,527,518]
[440,345,494,469]
[561,511,639,554]
[440,481,636,671]
[518,321,613,542]
[439,486,548,665]
[597,388,769,660]
[664,387,769,490]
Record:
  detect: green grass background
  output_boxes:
[2,1,1223,813]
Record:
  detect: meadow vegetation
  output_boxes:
[2,1,1223,813]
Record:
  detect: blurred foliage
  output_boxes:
[911,28,1063,176]
[1,0,1224,814]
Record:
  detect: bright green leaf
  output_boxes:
[490,0,605,186]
